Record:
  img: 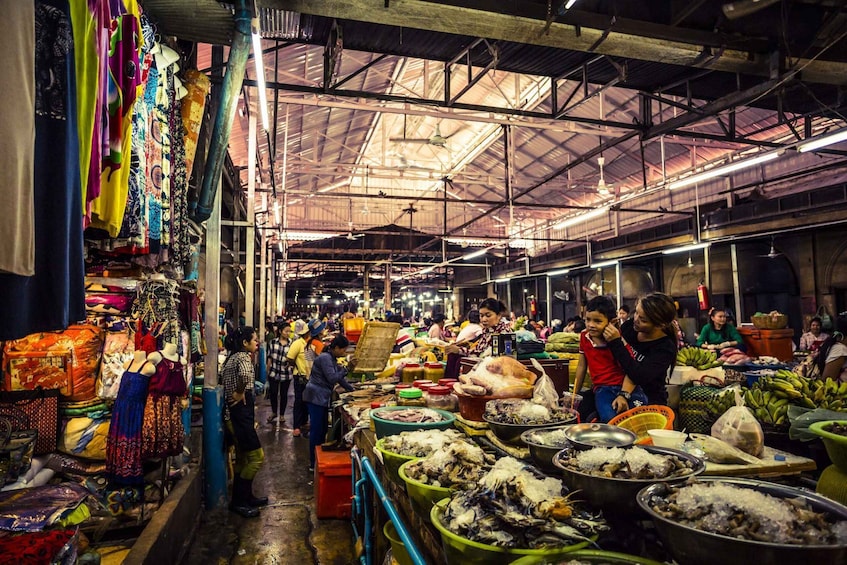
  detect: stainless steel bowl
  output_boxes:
[483,412,578,445]
[563,423,637,450]
[552,444,705,515]
[637,477,847,565]
[520,426,575,473]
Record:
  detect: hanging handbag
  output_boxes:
[0,417,38,485]
[817,306,834,332]
[0,389,60,455]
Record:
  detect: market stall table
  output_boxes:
[702,445,816,477]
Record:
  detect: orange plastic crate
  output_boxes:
[314,446,352,519]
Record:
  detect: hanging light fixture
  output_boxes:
[597,156,611,196]
[250,20,270,131]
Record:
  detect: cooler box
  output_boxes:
[738,327,794,362]
[314,446,352,519]
[343,317,365,344]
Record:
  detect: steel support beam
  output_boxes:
[240,78,639,130]
[261,0,847,85]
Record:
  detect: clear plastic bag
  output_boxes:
[710,388,764,457]
[530,358,559,410]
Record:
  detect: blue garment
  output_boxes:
[0,0,85,340]
[306,401,329,469]
[302,352,354,408]
[594,385,648,423]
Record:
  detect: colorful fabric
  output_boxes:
[141,394,183,458]
[0,0,85,340]
[59,417,110,461]
[180,69,210,177]
[0,483,88,531]
[0,528,78,564]
[88,0,142,237]
[105,364,149,486]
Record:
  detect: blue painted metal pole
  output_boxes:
[190,0,252,222]
[202,386,228,509]
[361,456,426,565]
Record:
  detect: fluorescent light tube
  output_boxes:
[420,266,435,274]
[546,268,570,276]
[251,25,270,131]
[493,277,510,283]
[553,206,610,230]
[462,249,487,261]
[565,0,578,8]
[797,129,847,153]
[590,260,618,269]
[668,152,778,190]
[662,242,711,255]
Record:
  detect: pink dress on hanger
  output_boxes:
[141,356,185,458]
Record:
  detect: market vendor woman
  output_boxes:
[696,307,744,352]
[602,292,679,407]
[444,298,511,357]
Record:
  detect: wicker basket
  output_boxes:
[608,405,675,444]
[750,314,788,329]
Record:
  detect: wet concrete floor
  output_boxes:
[183,389,357,565]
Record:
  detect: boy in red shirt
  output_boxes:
[573,296,647,422]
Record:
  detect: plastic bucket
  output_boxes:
[383,520,414,565]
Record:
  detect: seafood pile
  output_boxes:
[484,398,575,425]
[825,422,847,437]
[523,427,572,448]
[380,429,467,458]
[647,482,847,545]
[559,446,697,480]
[373,408,445,423]
[453,356,537,397]
[439,457,607,548]
[403,441,493,488]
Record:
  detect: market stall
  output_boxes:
[334,340,846,565]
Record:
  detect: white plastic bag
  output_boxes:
[710,388,764,457]
[530,358,559,410]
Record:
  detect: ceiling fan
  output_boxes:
[390,121,460,148]
[758,236,782,259]
[344,221,364,241]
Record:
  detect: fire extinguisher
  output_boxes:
[697,282,711,311]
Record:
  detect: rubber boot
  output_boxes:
[245,477,269,507]
[229,477,259,518]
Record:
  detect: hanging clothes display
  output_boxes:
[141,354,185,459]
[180,69,210,178]
[105,361,151,486]
[0,3,35,276]
[132,278,180,347]
[88,0,142,237]
[0,0,85,341]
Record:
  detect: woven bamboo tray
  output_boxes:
[351,321,401,372]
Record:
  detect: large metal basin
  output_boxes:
[637,477,847,565]
[552,444,705,515]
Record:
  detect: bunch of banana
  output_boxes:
[805,376,847,411]
[705,388,737,420]
[676,346,724,370]
[743,386,791,427]
[745,371,847,427]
